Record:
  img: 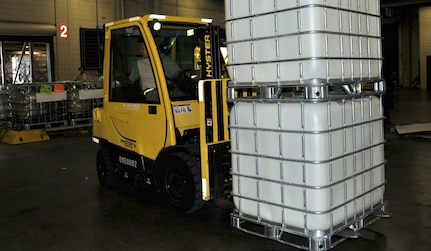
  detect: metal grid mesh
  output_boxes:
[230,94,385,236]
[0,85,8,128]
[8,84,68,130]
[4,81,102,130]
[225,0,382,85]
[67,82,103,126]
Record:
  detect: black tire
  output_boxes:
[158,152,203,214]
[96,148,118,189]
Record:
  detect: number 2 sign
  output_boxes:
[59,23,68,40]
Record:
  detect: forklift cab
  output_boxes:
[108,16,225,102]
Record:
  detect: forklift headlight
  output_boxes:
[92,137,100,144]
[153,21,162,31]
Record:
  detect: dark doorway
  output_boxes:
[382,22,399,83]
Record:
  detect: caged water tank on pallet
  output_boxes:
[230,96,385,230]
[7,84,68,130]
[225,0,382,84]
[229,94,388,250]
[67,82,103,126]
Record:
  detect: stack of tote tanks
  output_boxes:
[67,82,103,126]
[7,83,68,130]
[225,0,388,250]
[3,82,103,132]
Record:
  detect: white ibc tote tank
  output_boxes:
[229,97,385,230]
[225,0,382,84]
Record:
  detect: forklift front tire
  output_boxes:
[158,151,203,214]
[96,148,119,189]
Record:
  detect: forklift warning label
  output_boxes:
[122,103,140,111]
[173,104,192,115]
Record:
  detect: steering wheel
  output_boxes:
[174,69,199,97]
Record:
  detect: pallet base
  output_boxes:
[0,129,50,144]
[231,201,389,251]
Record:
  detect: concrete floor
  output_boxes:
[0,88,430,251]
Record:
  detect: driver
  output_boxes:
[129,41,156,90]
[129,40,158,101]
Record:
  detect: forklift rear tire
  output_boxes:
[158,152,203,214]
[96,148,118,189]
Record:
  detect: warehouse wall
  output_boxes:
[124,0,225,26]
[1,0,429,89]
[52,0,120,81]
[419,6,431,90]
[0,0,121,81]
[0,0,224,82]
[0,1,55,24]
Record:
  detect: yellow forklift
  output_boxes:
[92,14,231,214]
